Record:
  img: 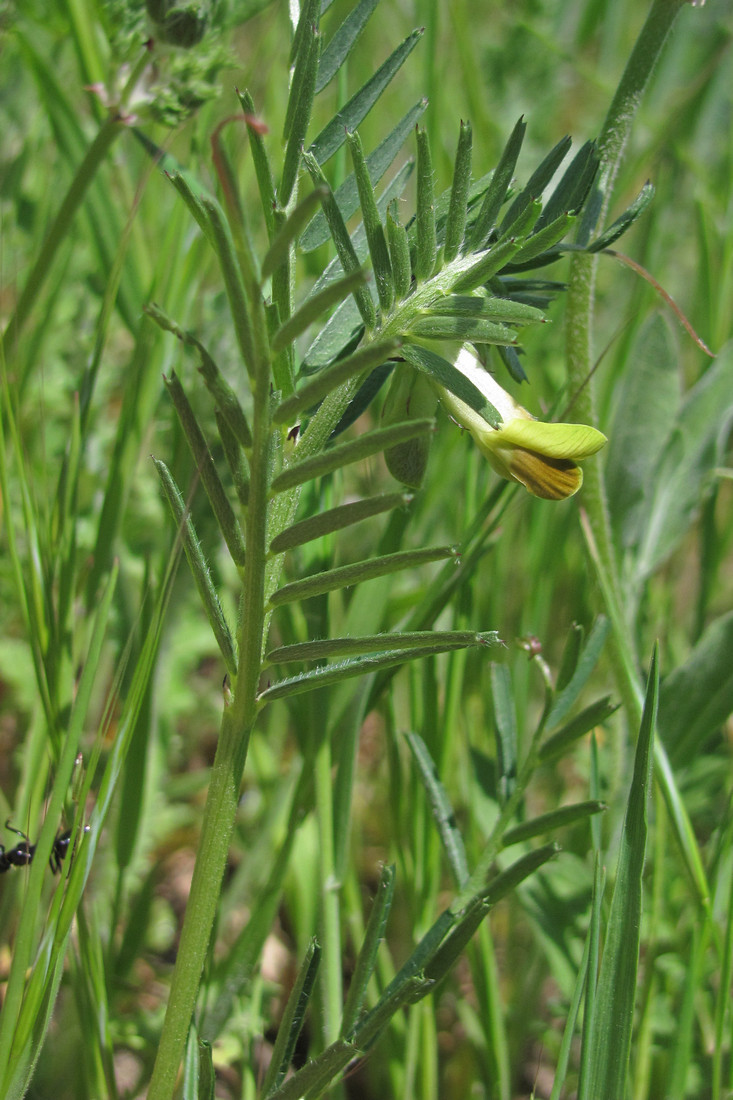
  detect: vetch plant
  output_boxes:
[137,4,653,1095]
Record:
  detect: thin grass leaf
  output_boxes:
[340,864,395,1039]
[300,100,426,252]
[0,564,117,1091]
[274,337,402,425]
[347,130,394,310]
[444,120,473,263]
[266,629,500,664]
[262,939,321,1098]
[202,766,310,1042]
[544,616,611,731]
[415,126,436,282]
[267,544,455,609]
[256,633,479,699]
[163,372,247,568]
[270,491,410,552]
[272,268,368,353]
[315,0,380,93]
[577,853,605,1100]
[270,417,434,491]
[502,801,606,847]
[308,28,424,165]
[399,343,501,428]
[154,459,238,678]
[302,151,376,328]
[406,731,469,886]
[467,116,526,248]
[491,664,517,804]
[2,43,131,350]
[549,904,594,1100]
[556,621,585,692]
[586,647,658,1100]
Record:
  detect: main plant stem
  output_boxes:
[147,322,273,1100]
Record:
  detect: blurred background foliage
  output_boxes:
[1,0,732,1097]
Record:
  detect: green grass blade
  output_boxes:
[405,731,469,886]
[586,646,659,1099]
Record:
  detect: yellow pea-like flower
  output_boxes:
[432,344,607,500]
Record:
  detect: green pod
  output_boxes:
[381,366,438,488]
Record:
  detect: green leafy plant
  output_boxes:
[1,1,731,1098]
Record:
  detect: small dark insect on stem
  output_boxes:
[0,819,88,876]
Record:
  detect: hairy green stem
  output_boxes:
[566,0,709,902]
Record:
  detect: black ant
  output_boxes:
[0,820,86,876]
